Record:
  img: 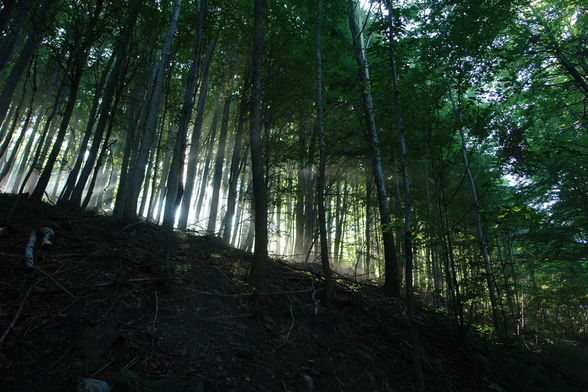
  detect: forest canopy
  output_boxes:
[0,0,586,342]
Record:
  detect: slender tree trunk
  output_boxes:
[0,105,16,141]
[347,0,400,296]
[445,78,505,337]
[0,0,53,126]
[334,179,348,266]
[365,172,372,278]
[113,57,150,216]
[66,3,140,206]
[0,0,25,73]
[0,81,35,187]
[247,0,267,289]
[59,54,114,201]
[153,141,174,222]
[384,2,424,388]
[176,36,217,229]
[222,85,247,240]
[315,0,333,300]
[13,83,55,193]
[31,0,104,201]
[0,76,27,159]
[194,94,222,221]
[82,87,122,209]
[162,0,207,230]
[122,0,182,221]
[294,128,306,258]
[207,96,231,233]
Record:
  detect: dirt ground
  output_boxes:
[0,194,585,391]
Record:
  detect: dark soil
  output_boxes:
[0,194,585,391]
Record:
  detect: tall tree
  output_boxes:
[121,0,182,221]
[31,0,104,201]
[347,0,400,296]
[316,0,333,304]
[163,0,207,230]
[247,0,267,289]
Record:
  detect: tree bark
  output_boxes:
[122,0,182,221]
[207,95,231,233]
[31,0,104,201]
[222,84,248,240]
[347,0,400,296]
[162,0,207,230]
[176,36,217,229]
[247,0,267,289]
[384,1,424,388]
[194,93,223,222]
[0,0,53,126]
[59,53,114,202]
[315,0,333,304]
[445,77,505,338]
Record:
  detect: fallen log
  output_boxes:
[25,231,36,268]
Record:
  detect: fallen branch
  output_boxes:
[184,288,323,298]
[0,281,41,345]
[279,295,295,348]
[34,266,77,300]
[25,231,36,268]
[40,227,54,248]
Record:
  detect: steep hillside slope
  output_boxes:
[0,195,585,391]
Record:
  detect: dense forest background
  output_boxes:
[0,0,586,344]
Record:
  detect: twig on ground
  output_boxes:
[91,358,116,377]
[279,295,295,348]
[152,291,159,347]
[312,280,320,316]
[0,281,41,345]
[122,356,137,370]
[200,314,257,321]
[34,266,77,300]
[48,343,74,369]
[122,221,142,231]
[185,288,323,298]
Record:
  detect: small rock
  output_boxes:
[78,378,110,392]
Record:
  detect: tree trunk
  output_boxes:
[222,84,248,240]
[122,0,182,221]
[59,53,114,202]
[176,36,217,229]
[81,86,122,209]
[68,2,141,206]
[207,95,231,233]
[162,0,207,230]
[0,82,35,187]
[347,0,400,296]
[445,77,505,337]
[384,2,424,388]
[31,0,104,201]
[194,93,222,222]
[315,0,333,303]
[0,0,53,126]
[0,0,27,74]
[247,0,267,289]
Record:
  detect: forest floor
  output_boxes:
[0,194,586,392]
